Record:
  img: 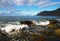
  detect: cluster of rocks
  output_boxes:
[0,20,60,41]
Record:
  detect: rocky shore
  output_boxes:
[0,19,60,41]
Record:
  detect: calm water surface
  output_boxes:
[0,16,60,21]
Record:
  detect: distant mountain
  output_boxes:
[37,8,60,16]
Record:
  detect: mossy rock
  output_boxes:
[48,24,57,27]
[31,34,45,39]
[31,34,46,41]
[54,29,60,37]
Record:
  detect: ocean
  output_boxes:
[0,16,60,22]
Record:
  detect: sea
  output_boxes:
[0,16,60,22]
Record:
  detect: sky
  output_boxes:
[0,0,60,16]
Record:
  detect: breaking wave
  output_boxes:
[0,20,49,34]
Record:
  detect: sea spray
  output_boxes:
[1,24,29,34]
[32,20,50,26]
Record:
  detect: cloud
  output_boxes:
[34,0,60,7]
[0,11,10,14]
[0,0,14,8]
[38,2,60,7]
[12,0,60,7]
[0,0,16,13]
[0,0,60,7]
[18,11,38,16]
[13,0,50,6]
[35,0,50,6]
[47,2,60,6]
[28,0,37,6]
[11,10,39,16]
[13,0,25,6]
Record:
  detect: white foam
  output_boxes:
[1,24,28,33]
[33,20,49,26]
